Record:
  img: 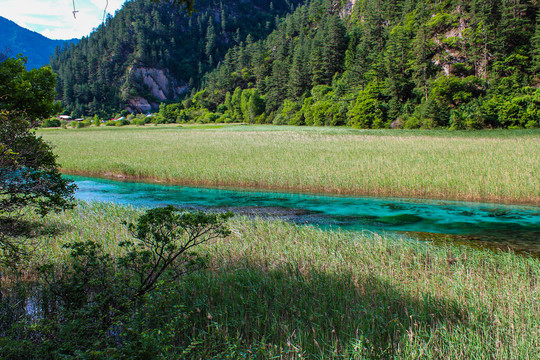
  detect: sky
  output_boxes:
[1,0,128,39]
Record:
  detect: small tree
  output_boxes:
[36,206,232,348]
[121,206,232,298]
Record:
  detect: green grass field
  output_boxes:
[20,202,540,358]
[39,125,540,204]
[4,126,537,358]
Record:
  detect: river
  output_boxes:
[70,175,540,256]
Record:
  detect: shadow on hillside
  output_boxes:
[178,260,471,358]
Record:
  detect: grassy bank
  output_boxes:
[9,202,539,359]
[39,125,540,205]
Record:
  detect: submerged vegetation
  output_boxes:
[40,125,540,204]
[1,203,539,358]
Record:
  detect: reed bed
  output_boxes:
[25,202,540,359]
[39,125,540,205]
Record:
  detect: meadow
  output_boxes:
[0,126,537,358]
[8,202,540,359]
[39,125,540,204]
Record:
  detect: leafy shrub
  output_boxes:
[426,12,458,31]
[449,100,486,130]
[496,92,540,129]
[402,115,421,129]
[197,111,219,124]
[0,207,232,358]
[430,76,483,108]
[131,118,147,126]
[41,118,61,127]
[76,120,92,128]
[289,111,305,126]
[274,99,299,125]
[217,113,234,123]
[347,90,386,128]
[115,118,130,126]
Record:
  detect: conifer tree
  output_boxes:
[288,41,310,98]
[266,59,290,111]
[412,23,432,102]
[220,2,227,34]
[531,10,540,75]
[205,21,217,59]
[322,15,347,84]
[310,37,325,86]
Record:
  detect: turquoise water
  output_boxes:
[70,175,540,255]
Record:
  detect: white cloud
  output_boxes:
[0,0,128,39]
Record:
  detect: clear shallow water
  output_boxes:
[69,175,540,256]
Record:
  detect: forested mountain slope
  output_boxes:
[172,0,540,129]
[0,16,77,70]
[50,0,304,117]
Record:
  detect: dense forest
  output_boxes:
[169,0,540,129]
[52,0,540,129]
[50,0,303,117]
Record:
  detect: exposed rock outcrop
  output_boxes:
[126,67,188,112]
[127,96,152,113]
[340,0,356,17]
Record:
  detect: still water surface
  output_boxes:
[70,175,540,256]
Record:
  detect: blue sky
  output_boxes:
[1,0,128,39]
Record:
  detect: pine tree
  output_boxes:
[412,22,432,102]
[220,2,227,34]
[205,21,217,59]
[321,15,347,84]
[385,24,413,109]
[288,40,311,98]
[266,59,290,111]
[310,36,325,86]
[532,9,540,75]
[498,0,531,54]
[468,0,496,79]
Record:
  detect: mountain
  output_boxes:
[0,16,77,69]
[50,0,304,117]
[174,0,540,129]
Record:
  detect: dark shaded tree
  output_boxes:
[0,56,76,264]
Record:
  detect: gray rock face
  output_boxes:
[127,67,188,112]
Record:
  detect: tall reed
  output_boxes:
[40,126,540,204]
[23,203,540,358]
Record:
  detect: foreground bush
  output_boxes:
[0,206,231,359]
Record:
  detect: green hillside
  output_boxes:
[50,0,304,117]
[173,0,540,129]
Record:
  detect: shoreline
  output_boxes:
[61,168,540,207]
